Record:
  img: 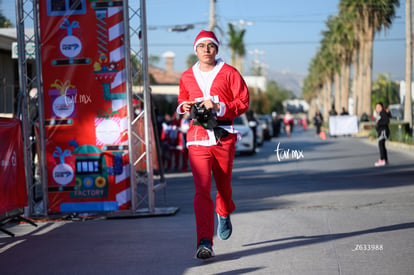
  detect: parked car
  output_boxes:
[233,114,255,155]
[245,110,264,147]
[253,118,264,146]
[257,115,274,140]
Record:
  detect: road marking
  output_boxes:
[32,221,69,236]
[0,240,26,254]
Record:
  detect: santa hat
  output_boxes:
[193,30,219,53]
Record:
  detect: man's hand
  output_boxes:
[182,101,196,113]
[200,99,220,112]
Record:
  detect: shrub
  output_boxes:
[369,121,413,144]
[389,121,410,142]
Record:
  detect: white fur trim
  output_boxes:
[193,37,219,52]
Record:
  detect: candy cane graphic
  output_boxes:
[92,1,126,100]
[92,1,129,209]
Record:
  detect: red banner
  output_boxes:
[0,118,28,215]
[38,0,131,213]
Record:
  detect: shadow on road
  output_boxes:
[211,222,414,262]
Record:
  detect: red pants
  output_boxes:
[188,134,237,246]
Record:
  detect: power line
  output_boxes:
[144,37,405,48]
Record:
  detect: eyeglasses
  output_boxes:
[196,43,217,51]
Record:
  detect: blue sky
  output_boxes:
[1,0,406,80]
[144,0,406,79]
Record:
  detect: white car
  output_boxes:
[233,114,255,155]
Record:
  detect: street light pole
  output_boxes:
[405,0,413,129]
[209,0,216,31]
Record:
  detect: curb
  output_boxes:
[361,136,414,153]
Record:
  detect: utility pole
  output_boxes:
[249,49,265,76]
[405,0,413,128]
[209,0,216,31]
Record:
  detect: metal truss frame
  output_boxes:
[16,0,176,218]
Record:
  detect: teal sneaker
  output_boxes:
[217,214,232,240]
[195,238,215,259]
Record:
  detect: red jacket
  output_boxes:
[178,61,249,146]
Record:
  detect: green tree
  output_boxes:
[0,1,11,27]
[264,81,296,114]
[148,55,160,67]
[186,54,198,69]
[131,54,156,85]
[249,88,269,114]
[248,81,295,115]
[371,73,400,111]
[0,13,11,27]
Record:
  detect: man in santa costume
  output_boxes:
[177,30,249,259]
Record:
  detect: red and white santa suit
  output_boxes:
[177,57,249,246]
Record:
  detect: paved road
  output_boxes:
[1,128,414,275]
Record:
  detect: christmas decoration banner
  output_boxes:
[38,0,131,213]
[0,118,28,215]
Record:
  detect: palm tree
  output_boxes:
[323,15,348,114]
[304,12,357,120]
[326,10,359,116]
[227,23,246,73]
[339,0,399,116]
[304,39,336,119]
[303,52,328,117]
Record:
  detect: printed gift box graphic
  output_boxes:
[48,79,77,119]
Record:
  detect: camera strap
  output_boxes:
[192,118,217,129]
[217,120,232,126]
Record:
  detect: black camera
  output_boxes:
[189,102,228,139]
[190,102,211,122]
[190,102,217,129]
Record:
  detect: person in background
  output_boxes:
[329,105,338,116]
[283,111,294,137]
[301,115,307,130]
[374,102,390,167]
[168,113,180,171]
[160,114,172,171]
[340,107,349,115]
[313,110,323,135]
[246,110,258,149]
[271,111,281,137]
[177,30,249,259]
[177,112,190,172]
